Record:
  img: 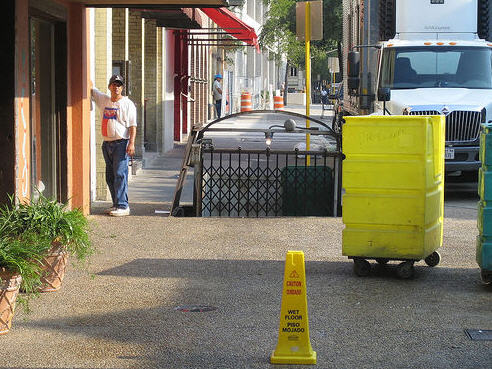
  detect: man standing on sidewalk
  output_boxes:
[91,75,137,216]
[213,74,223,118]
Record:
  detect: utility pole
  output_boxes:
[305,1,311,165]
[296,1,323,166]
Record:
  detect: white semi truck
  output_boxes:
[339,0,492,176]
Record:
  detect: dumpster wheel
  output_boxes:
[172,206,185,217]
[396,261,415,279]
[353,258,371,277]
[480,270,492,285]
[424,251,440,267]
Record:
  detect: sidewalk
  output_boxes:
[3,105,490,369]
[92,104,334,216]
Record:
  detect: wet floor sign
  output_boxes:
[271,251,316,364]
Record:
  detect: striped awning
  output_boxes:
[200,7,259,52]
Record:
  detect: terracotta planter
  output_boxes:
[38,242,68,293]
[0,269,22,335]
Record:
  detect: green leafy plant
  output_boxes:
[0,193,94,311]
[0,193,94,264]
[0,231,51,310]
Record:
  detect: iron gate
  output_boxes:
[197,147,338,217]
[172,110,342,217]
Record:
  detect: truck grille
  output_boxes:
[409,110,482,143]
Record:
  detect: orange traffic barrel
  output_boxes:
[241,92,252,112]
[274,95,284,110]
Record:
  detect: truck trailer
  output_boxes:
[339,0,492,175]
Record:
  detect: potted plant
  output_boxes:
[0,193,94,292]
[0,232,50,334]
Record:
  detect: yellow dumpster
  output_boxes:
[342,115,445,278]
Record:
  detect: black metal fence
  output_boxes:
[196,147,340,217]
[171,110,342,218]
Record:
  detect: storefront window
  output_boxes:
[30,18,57,200]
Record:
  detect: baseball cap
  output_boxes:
[108,74,124,86]
[215,74,222,79]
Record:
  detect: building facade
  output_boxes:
[0,0,285,214]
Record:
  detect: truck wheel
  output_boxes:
[424,251,441,267]
[396,261,414,279]
[353,258,371,277]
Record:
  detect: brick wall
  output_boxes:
[94,8,112,201]
[156,28,163,152]
[112,8,125,61]
[144,19,157,151]
[190,44,208,128]
[128,10,144,157]
[162,29,175,152]
[202,45,208,124]
[190,44,196,127]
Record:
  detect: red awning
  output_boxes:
[200,7,260,53]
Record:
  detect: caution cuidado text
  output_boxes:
[271,250,316,365]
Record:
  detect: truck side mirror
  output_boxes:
[347,51,360,94]
[377,87,391,102]
[347,51,360,78]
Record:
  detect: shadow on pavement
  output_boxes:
[96,258,489,289]
[17,258,490,369]
[91,201,172,216]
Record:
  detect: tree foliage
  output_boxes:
[260,0,342,78]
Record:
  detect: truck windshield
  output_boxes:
[379,46,492,89]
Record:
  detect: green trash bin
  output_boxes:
[478,123,492,284]
[281,166,333,216]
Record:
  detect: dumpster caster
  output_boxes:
[396,261,415,279]
[376,258,389,265]
[480,270,492,285]
[424,251,440,267]
[172,207,185,217]
[353,258,371,277]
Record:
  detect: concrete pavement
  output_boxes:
[2,105,491,369]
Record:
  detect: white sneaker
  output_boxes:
[109,207,130,217]
[105,207,116,214]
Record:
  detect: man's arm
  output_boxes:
[126,100,137,156]
[214,80,222,95]
[127,126,136,157]
[91,84,107,105]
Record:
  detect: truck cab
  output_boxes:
[342,0,492,175]
[376,39,492,172]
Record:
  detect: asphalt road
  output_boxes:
[202,110,338,152]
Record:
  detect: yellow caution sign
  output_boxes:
[271,251,316,365]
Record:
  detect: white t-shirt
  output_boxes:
[91,88,137,141]
[212,79,222,101]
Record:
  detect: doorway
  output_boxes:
[30,17,67,201]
